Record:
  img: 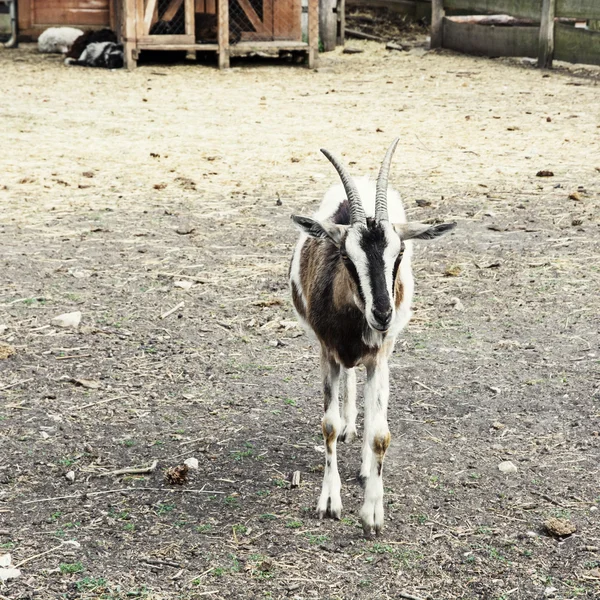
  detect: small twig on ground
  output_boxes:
[413,380,443,397]
[98,460,158,478]
[186,567,215,584]
[14,540,79,568]
[67,394,125,411]
[160,301,184,319]
[345,28,385,42]
[399,592,428,600]
[0,378,34,392]
[141,558,182,568]
[531,490,567,508]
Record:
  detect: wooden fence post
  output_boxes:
[218,0,229,69]
[123,0,137,70]
[319,0,336,52]
[538,0,556,68]
[308,0,319,68]
[336,0,345,47]
[430,0,444,49]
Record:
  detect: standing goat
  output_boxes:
[289,140,455,536]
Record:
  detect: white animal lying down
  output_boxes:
[38,27,83,54]
[64,42,124,69]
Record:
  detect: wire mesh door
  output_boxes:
[229,0,302,44]
[137,0,195,42]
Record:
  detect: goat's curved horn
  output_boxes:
[375,138,400,222]
[321,148,366,226]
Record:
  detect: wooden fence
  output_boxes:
[431,0,600,67]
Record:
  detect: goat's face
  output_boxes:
[342,219,402,332]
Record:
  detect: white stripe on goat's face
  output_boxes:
[342,219,403,333]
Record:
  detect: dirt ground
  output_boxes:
[1,28,600,600]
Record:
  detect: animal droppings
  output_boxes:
[545,517,576,538]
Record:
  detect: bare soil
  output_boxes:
[1,34,600,600]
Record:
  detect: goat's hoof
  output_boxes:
[317,496,342,520]
[360,501,384,538]
[338,425,357,443]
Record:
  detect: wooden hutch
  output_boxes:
[121,0,320,69]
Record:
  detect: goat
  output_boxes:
[289,139,455,536]
[65,29,118,61]
[65,41,124,69]
[38,27,83,54]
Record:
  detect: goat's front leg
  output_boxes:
[338,367,357,443]
[317,352,342,520]
[359,359,390,536]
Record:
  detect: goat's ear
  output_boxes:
[393,221,456,241]
[291,215,347,247]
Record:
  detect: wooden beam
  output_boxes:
[443,0,540,20]
[143,0,159,33]
[236,0,268,34]
[431,0,444,48]
[538,0,556,68]
[163,0,184,21]
[218,0,230,69]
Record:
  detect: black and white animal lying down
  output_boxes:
[64,29,123,69]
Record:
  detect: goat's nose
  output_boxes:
[372,307,392,329]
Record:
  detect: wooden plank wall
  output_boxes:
[19,0,113,38]
[555,22,600,65]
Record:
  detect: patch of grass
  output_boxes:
[286,520,302,529]
[304,532,329,545]
[477,526,493,535]
[75,577,106,591]
[0,542,15,549]
[156,503,175,515]
[273,478,288,488]
[121,439,136,447]
[49,511,62,522]
[259,513,277,521]
[224,495,240,507]
[283,398,297,406]
[123,522,135,532]
[60,562,84,574]
[412,514,428,525]
[59,457,76,467]
[196,523,212,533]
[256,490,270,497]
[233,524,248,535]
[232,444,254,460]
[469,472,482,480]
[246,554,274,581]
[369,543,395,554]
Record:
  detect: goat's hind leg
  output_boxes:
[338,368,357,443]
[317,352,343,519]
